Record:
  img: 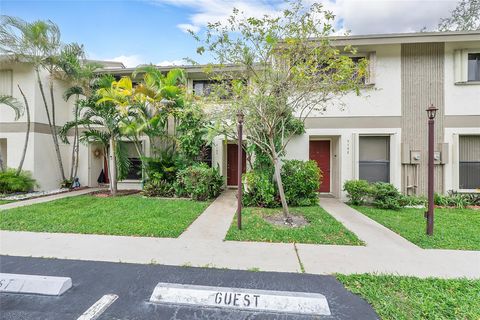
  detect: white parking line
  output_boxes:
[77,294,118,320]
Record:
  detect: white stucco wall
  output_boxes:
[283,127,402,200]
[444,42,480,116]
[444,127,480,192]
[309,44,402,117]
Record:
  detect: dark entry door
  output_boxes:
[309,140,331,193]
[227,144,246,186]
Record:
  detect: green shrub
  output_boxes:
[370,182,402,210]
[434,192,472,208]
[174,163,224,201]
[243,170,278,207]
[281,160,321,206]
[399,194,427,207]
[142,173,175,197]
[0,169,37,194]
[343,180,371,205]
[143,149,179,183]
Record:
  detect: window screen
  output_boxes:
[122,141,142,180]
[468,53,480,82]
[359,136,390,183]
[459,135,480,189]
[0,70,13,95]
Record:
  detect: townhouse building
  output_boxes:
[1,31,479,199]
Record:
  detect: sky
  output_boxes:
[0,0,461,67]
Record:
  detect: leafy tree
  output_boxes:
[0,16,67,181]
[193,1,367,221]
[438,0,480,31]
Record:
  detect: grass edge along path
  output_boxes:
[353,205,480,250]
[0,194,210,238]
[225,205,363,245]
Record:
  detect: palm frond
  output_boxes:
[0,94,24,120]
[115,141,131,180]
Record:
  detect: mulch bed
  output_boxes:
[264,212,310,228]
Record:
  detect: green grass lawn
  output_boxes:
[353,206,480,250]
[0,195,210,237]
[0,200,14,205]
[225,206,363,245]
[337,274,480,320]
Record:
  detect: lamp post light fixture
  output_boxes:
[237,110,244,230]
[426,104,438,236]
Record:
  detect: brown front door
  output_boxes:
[227,143,246,186]
[309,140,331,193]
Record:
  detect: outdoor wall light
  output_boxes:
[426,104,438,120]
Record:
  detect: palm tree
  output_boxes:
[0,91,29,174]
[61,75,129,195]
[0,15,66,181]
[56,43,101,181]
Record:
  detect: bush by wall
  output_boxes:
[434,192,478,208]
[370,182,403,210]
[343,179,371,205]
[242,170,278,208]
[174,163,224,201]
[142,173,175,197]
[0,169,37,194]
[281,160,321,206]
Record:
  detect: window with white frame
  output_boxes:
[459,135,480,189]
[454,49,480,83]
[359,136,390,183]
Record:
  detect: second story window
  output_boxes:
[468,53,480,81]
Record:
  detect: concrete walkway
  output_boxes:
[0,191,479,279]
[319,198,419,251]
[179,189,237,241]
[0,188,101,211]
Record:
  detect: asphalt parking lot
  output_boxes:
[0,255,378,320]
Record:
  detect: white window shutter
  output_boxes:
[0,70,13,95]
[454,49,468,83]
[366,51,376,85]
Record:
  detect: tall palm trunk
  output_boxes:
[69,95,80,180]
[109,137,118,196]
[35,68,66,181]
[269,137,291,222]
[16,85,30,175]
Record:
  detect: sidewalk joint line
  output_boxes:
[293,243,305,273]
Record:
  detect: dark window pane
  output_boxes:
[459,162,480,189]
[468,53,480,81]
[126,158,142,180]
[459,135,480,189]
[359,136,390,183]
[359,161,390,183]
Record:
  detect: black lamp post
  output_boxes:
[426,104,438,236]
[237,110,244,230]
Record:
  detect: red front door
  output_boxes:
[309,140,330,193]
[227,143,246,186]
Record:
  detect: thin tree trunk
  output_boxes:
[70,95,80,180]
[16,85,30,175]
[35,68,66,181]
[269,138,291,222]
[109,137,118,196]
[49,78,66,181]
